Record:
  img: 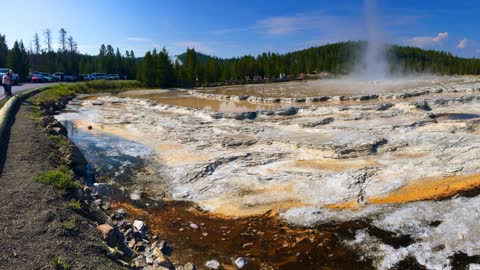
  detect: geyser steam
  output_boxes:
[354,0,389,80]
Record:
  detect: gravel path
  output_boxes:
[0,100,124,269]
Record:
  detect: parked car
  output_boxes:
[53,72,64,81]
[0,68,19,85]
[64,74,77,82]
[108,74,120,80]
[84,74,95,81]
[92,73,108,80]
[40,73,56,82]
[31,75,45,83]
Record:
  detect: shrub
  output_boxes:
[50,256,71,270]
[30,80,143,106]
[69,199,81,211]
[47,134,68,147]
[34,166,80,190]
[61,220,76,231]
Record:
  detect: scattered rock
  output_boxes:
[133,220,145,232]
[235,257,248,268]
[189,223,199,229]
[205,260,220,269]
[184,262,197,270]
[414,99,432,111]
[133,255,147,268]
[96,224,114,240]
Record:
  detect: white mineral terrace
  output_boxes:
[56,76,480,269]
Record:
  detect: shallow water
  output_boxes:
[200,76,474,98]
[118,91,292,113]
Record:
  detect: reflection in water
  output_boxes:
[62,120,154,184]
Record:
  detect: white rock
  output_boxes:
[189,223,199,229]
[235,257,247,268]
[468,264,480,270]
[205,260,220,269]
[133,220,145,232]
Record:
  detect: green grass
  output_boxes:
[61,220,76,231]
[50,256,71,270]
[47,134,69,147]
[30,80,143,106]
[69,199,81,211]
[34,165,80,191]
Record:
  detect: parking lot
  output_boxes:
[0,82,58,100]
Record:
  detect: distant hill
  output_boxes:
[175,51,215,65]
[173,41,480,76]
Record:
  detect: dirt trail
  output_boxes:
[0,100,124,270]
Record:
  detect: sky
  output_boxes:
[3,0,480,58]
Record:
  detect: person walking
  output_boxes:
[2,70,13,97]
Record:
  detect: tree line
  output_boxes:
[2,30,480,86]
[0,29,137,81]
[138,41,480,88]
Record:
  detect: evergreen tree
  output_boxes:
[0,33,8,67]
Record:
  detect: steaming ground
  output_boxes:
[56,76,480,269]
[198,75,473,97]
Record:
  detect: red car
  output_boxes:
[31,75,44,83]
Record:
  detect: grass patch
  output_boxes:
[47,134,69,147]
[69,199,81,211]
[50,256,71,270]
[34,165,80,191]
[61,220,76,231]
[30,80,143,106]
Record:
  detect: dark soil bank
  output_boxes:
[0,100,125,270]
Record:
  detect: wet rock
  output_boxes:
[358,94,379,101]
[235,257,248,268]
[376,103,394,111]
[205,260,220,269]
[301,117,334,127]
[92,101,105,106]
[276,107,298,116]
[414,100,432,111]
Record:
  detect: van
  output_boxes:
[93,73,107,80]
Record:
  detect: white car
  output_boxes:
[0,68,19,85]
[108,74,120,80]
[92,73,108,80]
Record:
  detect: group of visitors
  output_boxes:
[2,70,13,97]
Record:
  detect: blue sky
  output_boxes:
[3,0,480,58]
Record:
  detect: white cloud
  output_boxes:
[127,37,154,43]
[256,16,300,35]
[408,32,448,47]
[457,38,468,49]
